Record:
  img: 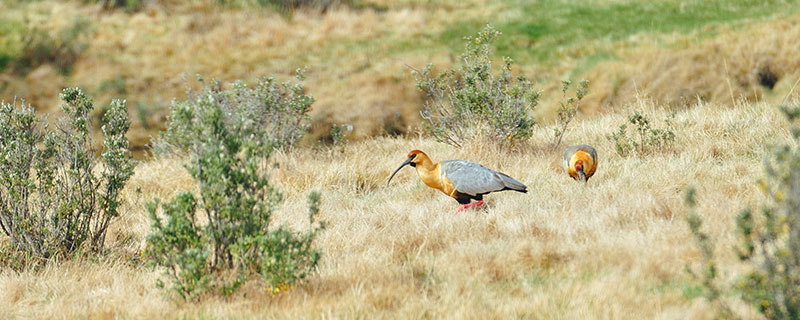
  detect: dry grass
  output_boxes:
[1,97,794,318]
[4,1,797,153]
[0,0,481,148]
[581,16,800,117]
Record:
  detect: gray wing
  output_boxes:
[441,160,527,196]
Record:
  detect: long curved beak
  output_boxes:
[387,155,415,186]
[578,170,587,183]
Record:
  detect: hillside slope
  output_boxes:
[1,98,793,318]
[2,0,799,152]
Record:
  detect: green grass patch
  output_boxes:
[440,0,800,66]
[652,279,705,300]
[0,18,25,73]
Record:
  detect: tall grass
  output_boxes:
[0,98,790,318]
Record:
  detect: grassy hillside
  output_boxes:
[1,0,799,153]
[1,98,795,318]
[3,0,800,318]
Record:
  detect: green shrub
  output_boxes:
[0,88,134,265]
[327,123,351,154]
[552,79,589,148]
[606,110,676,157]
[154,71,313,155]
[14,18,90,75]
[218,0,351,14]
[85,0,144,11]
[735,105,800,319]
[146,91,322,300]
[685,105,800,319]
[684,187,735,317]
[413,24,542,148]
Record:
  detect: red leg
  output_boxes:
[456,201,485,214]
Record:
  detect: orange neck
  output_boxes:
[413,153,443,191]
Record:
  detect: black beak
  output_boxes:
[387,154,416,186]
[578,170,587,183]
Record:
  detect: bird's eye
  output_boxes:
[410,163,416,167]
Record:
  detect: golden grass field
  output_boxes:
[2,0,800,318]
[2,97,798,318]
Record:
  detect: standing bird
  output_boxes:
[562,144,598,182]
[387,150,527,212]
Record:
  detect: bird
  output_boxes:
[562,144,598,182]
[386,150,527,212]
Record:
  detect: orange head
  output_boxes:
[387,150,432,186]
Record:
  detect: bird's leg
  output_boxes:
[455,201,485,214]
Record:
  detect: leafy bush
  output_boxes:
[606,110,676,156]
[85,0,144,11]
[0,88,134,265]
[685,105,800,319]
[14,18,90,75]
[735,105,800,319]
[327,123,351,154]
[146,91,322,300]
[218,0,351,13]
[413,24,541,148]
[685,187,735,317]
[154,71,313,155]
[552,79,589,148]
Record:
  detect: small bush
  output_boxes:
[552,79,589,148]
[685,105,800,319]
[146,91,322,300]
[413,24,541,148]
[154,71,313,155]
[735,105,800,319]
[606,110,676,157]
[14,18,90,75]
[85,0,144,11]
[684,187,735,317]
[218,0,350,14]
[0,88,134,265]
[327,123,351,154]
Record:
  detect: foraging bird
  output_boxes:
[562,144,598,182]
[387,150,527,212]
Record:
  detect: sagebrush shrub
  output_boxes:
[552,79,589,148]
[86,0,144,11]
[735,105,800,319]
[146,89,322,300]
[327,123,351,154]
[606,110,676,156]
[0,88,134,265]
[685,187,735,317]
[413,24,541,148]
[685,105,800,319]
[218,0,350,13]
[154,71,313,155]
[15,18,90,75]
